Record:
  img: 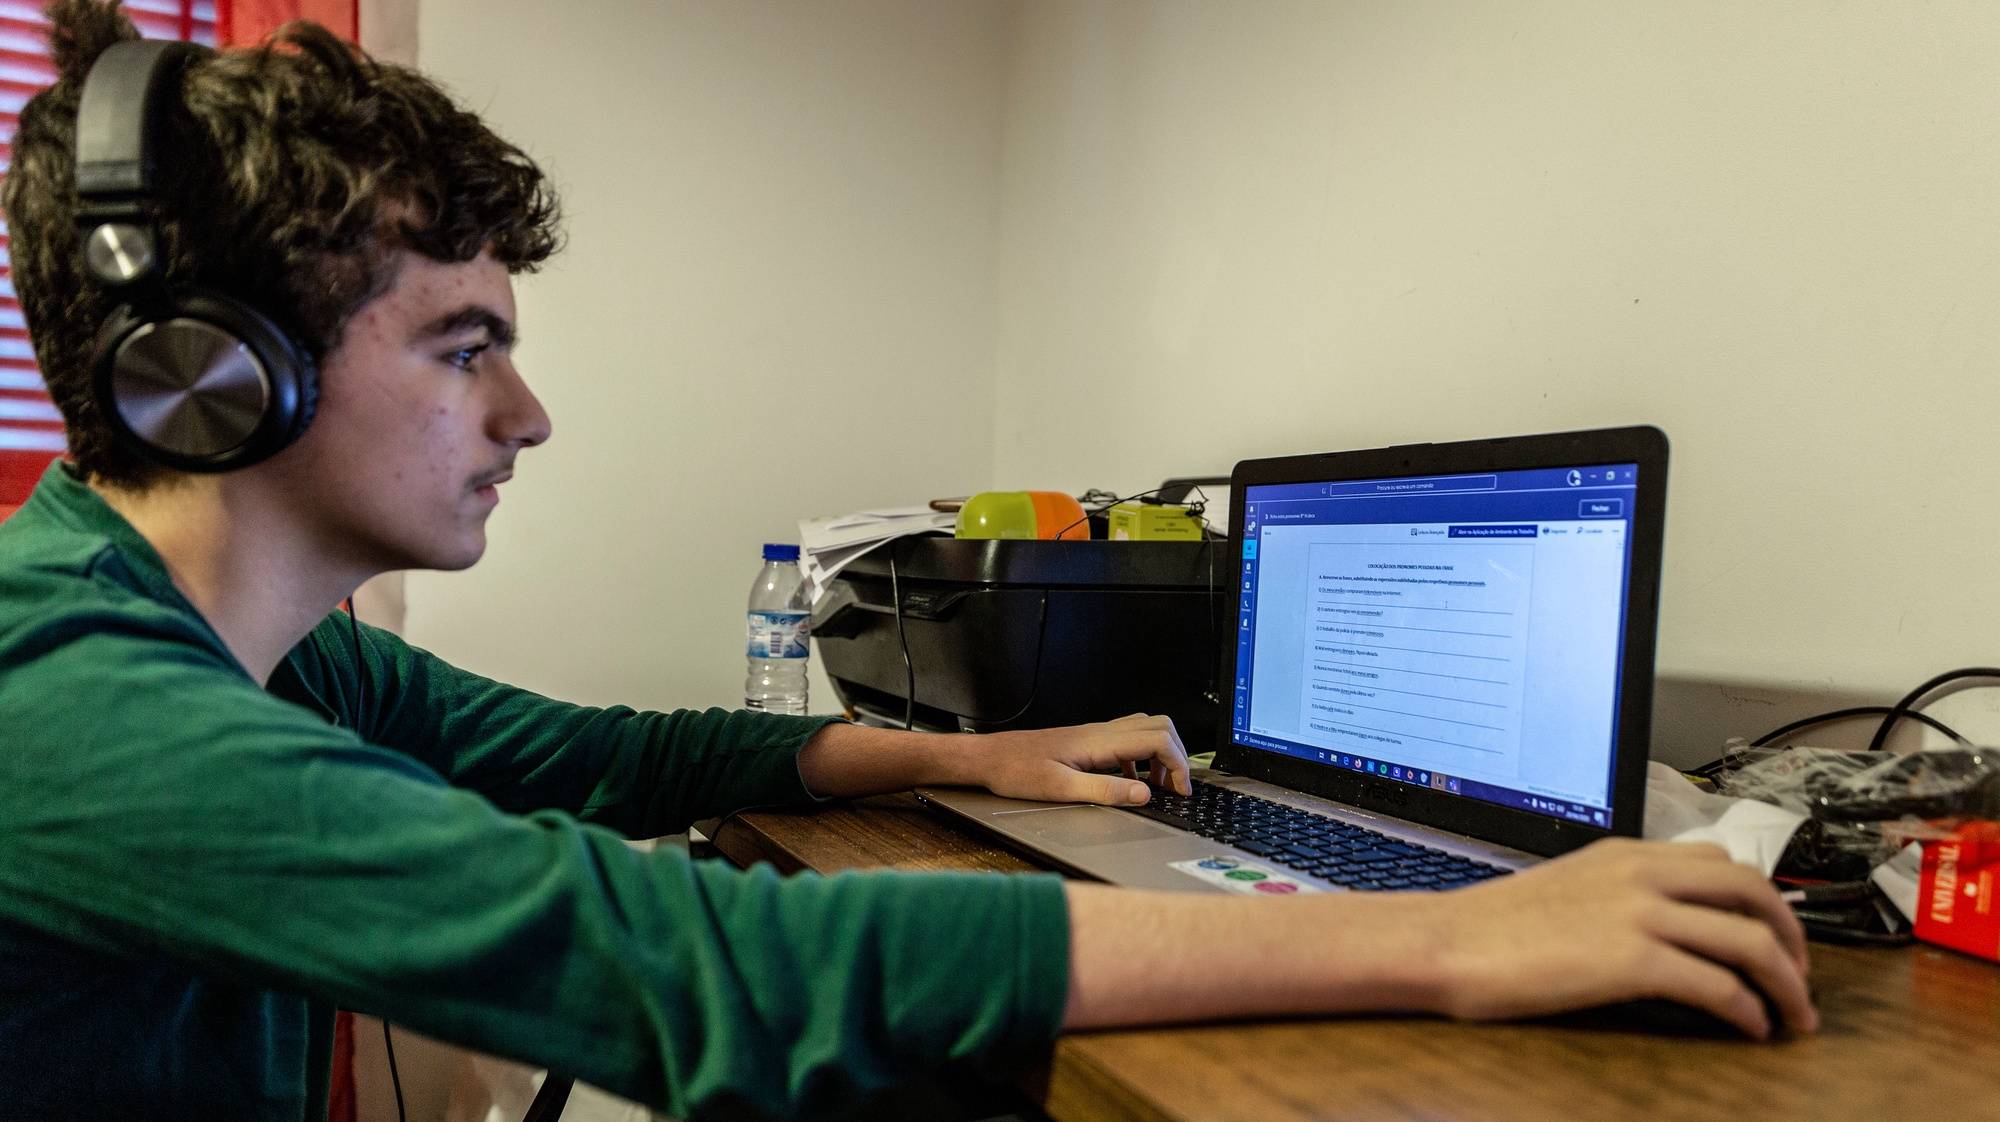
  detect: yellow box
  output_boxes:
[1106,502,1204,541]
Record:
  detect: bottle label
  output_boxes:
[747,611,810,659]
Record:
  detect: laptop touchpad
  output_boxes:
[1001,806,1179,846]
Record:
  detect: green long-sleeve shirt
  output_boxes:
[0,463,1070,1120]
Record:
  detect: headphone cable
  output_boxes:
[346,596,569,1122]
[345,600,405,1122]
[381,1020,407,1122]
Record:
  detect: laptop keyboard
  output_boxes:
[1129,779,1513,891]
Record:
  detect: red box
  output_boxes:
[1915,822,2000,962]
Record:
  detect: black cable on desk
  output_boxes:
[1688,690,1970,781]
[982,591,1052,727]
[1052,485,1191,541]
[1062,483,1222,706]
[1192,485,1219,705]
[888,541,916,731]
[1752,706,1967,748]
[1866,667,2000,754]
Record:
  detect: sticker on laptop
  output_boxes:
[1169,856,1322,894]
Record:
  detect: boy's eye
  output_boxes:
[445,344,488,370]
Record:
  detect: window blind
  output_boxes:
[0,0,215,515]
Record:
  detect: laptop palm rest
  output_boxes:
[994,805,1183,846]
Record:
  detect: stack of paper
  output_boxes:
[797,506,954,603]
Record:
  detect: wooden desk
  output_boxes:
[709,793,2000,1122]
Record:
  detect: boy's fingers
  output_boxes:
[1647,903,1817,1034]
[1641,860,1810,970]
[1645,946,1774,1040]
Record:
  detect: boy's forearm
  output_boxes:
[1060,841,1818,1040]
[793,715,1191,806]
[1060,883,1447,1029]
[795,722,977,798]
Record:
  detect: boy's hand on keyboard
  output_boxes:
[972,714,1193,806]
[1415,838,1816,1040]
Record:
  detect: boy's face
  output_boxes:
[270,248,551,573]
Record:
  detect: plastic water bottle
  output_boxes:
[745,543,811,714]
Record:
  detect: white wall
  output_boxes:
[407,0,1999,762]
[407,0,1012,714]
[990,1,2000,762]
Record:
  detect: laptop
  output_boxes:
[916,426,1668,893]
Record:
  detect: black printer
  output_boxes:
[811,536,1230,746]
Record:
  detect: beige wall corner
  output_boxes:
[359,0,418,64]
[352,572,407,635]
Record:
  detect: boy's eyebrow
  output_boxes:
[418,305,517,347]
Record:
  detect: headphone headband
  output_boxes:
[75,39,214,226]
[73,37,319,473]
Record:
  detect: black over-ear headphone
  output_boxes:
[74,39,318,472]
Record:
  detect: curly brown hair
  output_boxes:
[2,0,563,487]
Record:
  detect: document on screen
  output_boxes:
[1295,526,1535,779]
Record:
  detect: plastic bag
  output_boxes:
[1713,741,2000,866]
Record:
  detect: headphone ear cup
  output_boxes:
[90,301,144,436]
[183,291,319,454]
[94,290,318,472]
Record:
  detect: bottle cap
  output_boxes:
[762,543,800,562]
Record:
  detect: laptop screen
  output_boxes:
[1230,463,1640,828]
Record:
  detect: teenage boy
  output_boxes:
[0,3,1814,1119]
